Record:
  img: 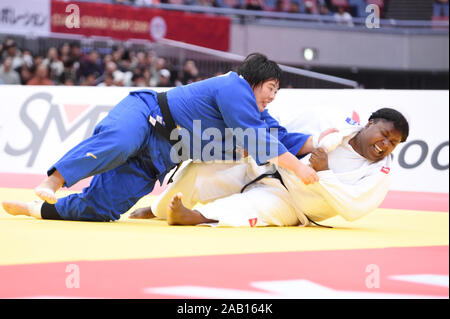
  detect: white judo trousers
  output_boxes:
[151,159,299,227]
[151,113,393,227]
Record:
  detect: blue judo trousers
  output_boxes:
[50,72,311,221]
[53,92,174,221]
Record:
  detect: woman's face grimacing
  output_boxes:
[358,119,402,162]
[252,79,279,112]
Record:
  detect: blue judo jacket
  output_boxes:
[50,72,310,221]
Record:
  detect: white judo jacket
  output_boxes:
[152,112,393,227]
[275,112,392,225]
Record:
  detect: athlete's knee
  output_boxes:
[56,196,118,222]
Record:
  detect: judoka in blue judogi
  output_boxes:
[2,54,319,221]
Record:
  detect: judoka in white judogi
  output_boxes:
[150,110,400,227]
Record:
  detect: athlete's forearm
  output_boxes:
[296,136,314,156]
[269,151,301,171]
[269,152,318,185]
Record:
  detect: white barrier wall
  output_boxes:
[0,86,448,193]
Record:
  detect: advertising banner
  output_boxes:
[0,0,50,36]
[50,0,231,51]
[0,86,448,194]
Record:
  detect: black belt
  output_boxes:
[241,170,333,228]
[149,91,180,146]
[240,170,285,193]
[150,91,182,183]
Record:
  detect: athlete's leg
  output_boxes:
[167,193,217,225]
[129,161,250,219]
[190,181,299,227]
[129,206,156,219]
[148,161,250,219]
[2,200,43,219]
[41,158,159,221]
[34,170,65,204]
[35,94,152,203]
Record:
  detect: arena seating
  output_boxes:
[384,0,434,20]
[331,0,349,8]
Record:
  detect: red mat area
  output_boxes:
[0,246,447,298]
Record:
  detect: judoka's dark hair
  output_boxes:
[237,53,282,88]
[369,108,409,142]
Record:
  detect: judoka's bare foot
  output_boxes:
[129,206,156,219]
[35,170,65,204]
[167,193,216,225]
[2,200,43,219]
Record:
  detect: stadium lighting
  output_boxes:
[303,48,317,61]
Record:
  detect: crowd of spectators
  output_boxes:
[0,37,219,87]
[55,0,449,23]
[102,0,381,19]
[1,0,447,86]
[433,0,449,18]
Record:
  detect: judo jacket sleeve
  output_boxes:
[316,159,392,222]
[262,110,311,158]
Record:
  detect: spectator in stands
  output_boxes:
[181,59,199,84]
[27,63,54,86]
[59,42,72,65]
[334,5,354,26]
[274,0,287,12]
[0,57,21,85]
[22,50,34,69]
[1,39,24,70]
[150,57,168,86]
[81,72,99,86]
[80,50,103,80]
[102,54,114,71]
[131,51,150,70]
[96,61,118,86]
[69,42,83,65]
[112,47,124,64]
[433,0,449,17]
[348,0,367,18]
[114,70,128,86]
[134,0,161,5]
[132,72,148,87]
[43,47,65,84]
[157,68,172,87]
[141,67,152,86]
[319,2,333,16]
[33,55,45,69]
[117,50,133,74]
[261,0,276,11]
[18,64,34,85]
[97,73,116,87]
[212,0,229,7]
[186,0,215,6]
[215,0,243,8]
[59,59,79,86]
[304,1,316,14]
[244,0,264,10]
[63,78,75,86]
[288,1,301,13]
